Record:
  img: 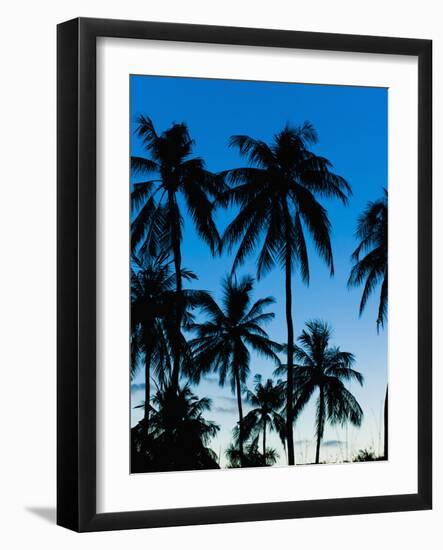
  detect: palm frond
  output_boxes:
[377,273,388,331]
[293,212,310,283]
[131,156,159,176]
[349,191,387,329]
[182,180,221,253]
[229,135,275,168]
[293,186,334,275]
[256,204,283,279]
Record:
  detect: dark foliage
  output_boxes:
[188,275,281,466]
[276,320,363,464]
[348,189,387,331]
[131,117,227,389]
[240,374,286,463]
[219,123,351,465]
[225,435,279,468]
[128,117,375,473]
[353,448,384,462]
[131,384,220,473]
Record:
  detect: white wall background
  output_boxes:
[0,1,440,547]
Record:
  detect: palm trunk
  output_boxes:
[144,348,151,435]
[315,386,325,464]
[235,371,245,467]
[263,417,267,466]
[170,193,182,392]
[383,385,388,460]
[285,228,295,466]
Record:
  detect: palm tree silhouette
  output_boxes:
[276,320,363,464]
[132,383,220,472]
[188,275,281,466]
[348,189,387,330]
[131,253,175,433]
[241,374,286,464]
[226,435,279,468]
[348,189,388,457]
[131,117,226,390]
[131,252,210,432]
[219,123,351,464]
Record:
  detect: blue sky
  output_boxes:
[130,75,388,466]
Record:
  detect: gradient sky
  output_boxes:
[130,75,388,467]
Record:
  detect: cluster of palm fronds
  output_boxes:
[130,116,388,472]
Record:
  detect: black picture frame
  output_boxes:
[57,17,432,532]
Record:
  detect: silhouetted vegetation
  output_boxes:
[132,117,226,391]
[348,189,387,331]
[218,123,352,465]
[188,276,281,466]
[276,320,363,464]
[241,375,286,464]
[353,448,384,462]
[130,116,386,472]
[226,436,279,468]
[348,190,388,459]
[131,384,220,472]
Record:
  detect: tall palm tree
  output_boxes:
[348,189,387,330]
[219,123,351,464]
[348,189,388,457]
[241,374,286,464]
[188,275,281,466]
[131,117,226,390]
[276,320,363,464]
[131,252,209,432]
[132,383,220,472]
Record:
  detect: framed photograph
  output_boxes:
[57,17,432,532]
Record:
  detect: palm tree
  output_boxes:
[131,117,226,390]
[131,252,210,433]
[348,189,387,330]
[131,253,174,433]
[219,123,351,464]
[188,275,281,466]
[132,383,220,472]
[241,375,286,464]
[276,320,363,464]
[348,189,388,457]
[225,435,279,468]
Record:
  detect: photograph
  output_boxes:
[129,74,388,474]
[0,0,436,541]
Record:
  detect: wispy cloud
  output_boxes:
[214,405,237,414]
[217,395,237,405]
[322,439,345,447]
[295,439,345,448]
[131,383,145,393]
[295,439,311,446]
[211,395,238,414]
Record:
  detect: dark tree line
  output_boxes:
[130,117,388,472]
